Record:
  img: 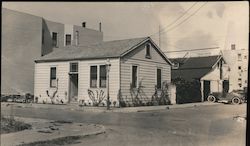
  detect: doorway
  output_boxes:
[203,80,211,101]
[223,80,229,93]
[69,74,78,103]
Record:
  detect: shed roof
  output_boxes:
[170,55,221,69]
[170,55,223,81]
[35,37,148,62]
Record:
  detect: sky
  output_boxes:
[2,2,249,56]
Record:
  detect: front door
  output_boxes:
[69,74,78,103]
[203,80,211,101]
[223,80,229,93]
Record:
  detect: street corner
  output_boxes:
[1,117,106,146]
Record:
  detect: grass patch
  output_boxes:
[1,116,32,134]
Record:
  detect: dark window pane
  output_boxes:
[50,67,56,87]
[90,66,97,88]
[66,34,71,46]
[70,63,78,72]
[52,32,57,47]
[146,44,151,57]
[99,65,107,88]
[157,69,161,89]
[132,66,137,88]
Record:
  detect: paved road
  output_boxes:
[1,103,246,146]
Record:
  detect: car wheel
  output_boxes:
[207,95,216,103]
[231,97,241,105]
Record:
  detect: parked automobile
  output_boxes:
[207,90,246,105]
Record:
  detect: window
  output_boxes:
[244,55,247,59]
[145,44,151,58]
[75,31,79,45]
[239,83,242,88]
[238,66,241,70]
[99,65,107,88]
[238,78,242,82]
[132,66,138,88]
[70,62,78,73]
[42,29,45,44]
[52,32,58,47]
[238,53,242,61]
[157,68,162,89]
[245,80,248,84]
[50,67,57,87]
[66,34,71,46]
[231,44,235,50]
[90,66,97,88]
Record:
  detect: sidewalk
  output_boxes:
[1,117,105,146]
[1,102,220,113]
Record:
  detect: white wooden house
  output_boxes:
[34,37,172,106]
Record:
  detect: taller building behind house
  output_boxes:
[2,8,103,95]
[222,44,248,92]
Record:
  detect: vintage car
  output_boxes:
[207,90,246,105]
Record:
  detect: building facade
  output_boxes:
[2,8,103,95]
[34,37,172,106]
[222,44,248,92]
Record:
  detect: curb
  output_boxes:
[1,102,221,113]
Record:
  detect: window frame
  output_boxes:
[231,44,236,50]
[145,43,151,59]
[238,53,242,61]
[131,65,139,88]
[156,68,162,89]
[99,65,107,88]
[70,62,79,73]
[52,32,58,47]
[50,67,57,88]
[89,64,108,88]
[90,65,98,88]
[65,34,71,46]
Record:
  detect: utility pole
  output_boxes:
[159,25,161,48]
[106,59,111,110]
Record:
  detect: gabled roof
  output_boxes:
[170,55,223,81]
[35,37,172,64]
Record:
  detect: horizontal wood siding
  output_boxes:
[34,58,120,105]
[78,58,120,105]
[34,62,69,103]
[120,41,171,103]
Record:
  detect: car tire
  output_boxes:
[207,95,216,103]
[231,97,241,105]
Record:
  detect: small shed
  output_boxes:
[170,55,229,103]
[34,37,172,106]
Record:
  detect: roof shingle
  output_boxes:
[170,55,222,81]
[36,37,148,62]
